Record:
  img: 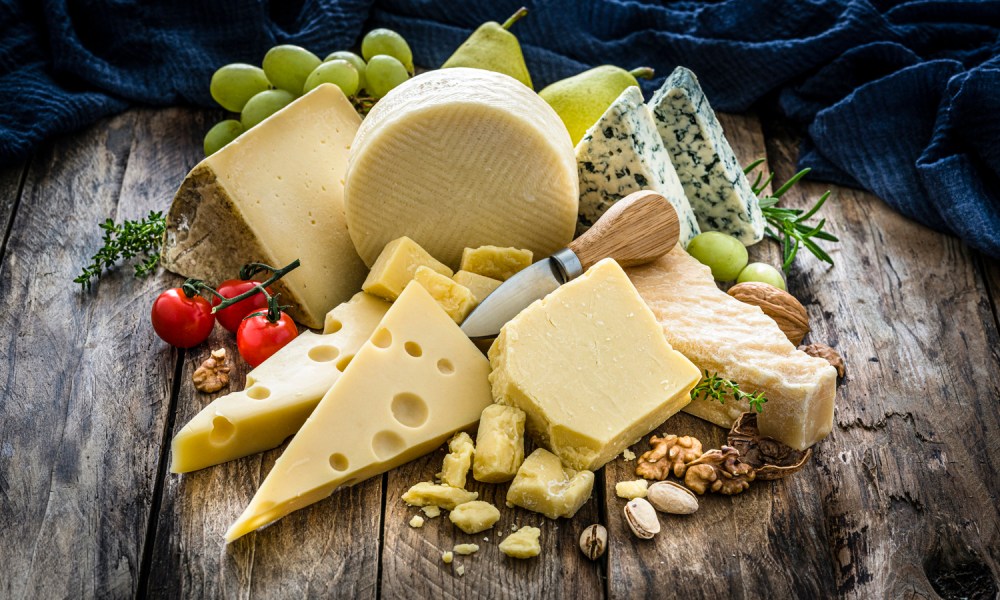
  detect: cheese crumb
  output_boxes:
[455,564,466,576]
[454,543,479,555]
[408,515,425,528]
[421,505,441,518]
[442,551,454,564]
[615,479,649,500]
[622,448,636,461]
[498,526,541,559]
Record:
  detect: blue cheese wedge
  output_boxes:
[575,86,700,246]
[649,67,765,245]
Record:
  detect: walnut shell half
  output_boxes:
[727,412,812,481]
[727,282,810,345]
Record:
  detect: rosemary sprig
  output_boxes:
[744,159,838,271]
[75,211,166,290]
[690,370,767,414]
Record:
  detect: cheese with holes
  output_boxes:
[452,271,502,303]
[169,292,390,473]
[414,266,476,323]
[650,67,764,245]
[459,246,533,281]
[505,449,594,519]
[161,84,367,328]
[363,236,452,301]
[489,259,700,471]
[225,282,492,542]
[344,68,578,268]
[627,247,837,450]
[575,86,700,246]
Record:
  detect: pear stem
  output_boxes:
[630,67,655,80]
[502,7,528,30]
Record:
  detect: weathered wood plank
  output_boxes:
[981,256,1000,333]
[764,125,1000,598]
[0,110,179,598]
[0,161,28,259]
[381,441,604,600]
[144,109,382,599]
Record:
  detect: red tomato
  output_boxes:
[212,279,272,333]
[151,288,215,348]
[237,311,298,367]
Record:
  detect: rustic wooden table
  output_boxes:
[1,107,998,600]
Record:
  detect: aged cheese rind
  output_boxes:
[225,282,493,542]
[489,259,701,471]
[627,247,836,450]
[345,68,578,267]
[161,84,367,328]
[649,67,765,245]
[575,86,700,246]
[170,292,390,473]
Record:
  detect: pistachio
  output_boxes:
[579,524,607,560]
[646,481,699,515]
[623,498,660,540]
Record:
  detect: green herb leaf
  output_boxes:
[75,211,166,290]
[691,370,767,414]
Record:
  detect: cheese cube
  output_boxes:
[452,270,502,303]
[473,404,526,483]
[414,267,476,323]
[627,247,837,450]
[225,282,492,542]
[489,258,701,471]
[169,292,390,473]
[460,246,533,281]
[161,84,367,329]
[575,86,700,246]
[448,501,501,534]
[505,449,594,519]
[437,431,475,489]
[650,67,765,245]
[409,515,425,528]
[402,482,478,511]
[498,526,541,559]
[363,236,453,301]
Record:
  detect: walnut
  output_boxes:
[635,434,703,480]
[683,446,755,495]
[728,412,812,481]
[798,343,845,378]
[728,282,810,345]
[192,348,231,393]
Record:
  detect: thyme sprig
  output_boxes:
[691,370,767,414]
[75,211,166,290]
[744,159,838,271]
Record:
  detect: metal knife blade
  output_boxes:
[460,248,583,340]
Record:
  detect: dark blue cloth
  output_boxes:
[2,1,999,258]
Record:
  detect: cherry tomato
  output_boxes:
[151,287,215,348]
[237,311,298,367]
[212,279,272,333]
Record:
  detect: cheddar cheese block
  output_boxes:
[225,282,493,542]
[344,68,579,268]
[170,292,390,473]
[627,247,837,450]
[489,258,701,471]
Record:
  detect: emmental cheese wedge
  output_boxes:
[344,68,579,268]
[225,282,493,542]
[489,259,701,471]
[627,247,837,450]
[170,292,389,473]
[161,84,368,329]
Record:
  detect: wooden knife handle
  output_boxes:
[568,190,680,270]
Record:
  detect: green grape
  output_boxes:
[325,51,367,92]
[686,231,749,281]
[303,60,359,96]
[203,120,244,156]
[241,89,295,129]
[262,45,321,94]
[737,262,786,290]
[210,64,271,113]
[364,55,410,99]
[361,28,413,73]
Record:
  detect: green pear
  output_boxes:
[539,66,655,145]
[442,7,533,89]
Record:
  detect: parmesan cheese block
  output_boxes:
[225,282,492,542]
[169,292,389,473]
[627,247,837,450]
[161,84,368,329]
[344,68,579,268]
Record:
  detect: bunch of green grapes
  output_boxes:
[204,29,414,156]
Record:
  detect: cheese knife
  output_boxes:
[461,190,680,340]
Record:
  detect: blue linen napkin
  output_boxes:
[2,0,998,258]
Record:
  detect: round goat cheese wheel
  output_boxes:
[344,68,579,267]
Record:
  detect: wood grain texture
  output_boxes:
[381,440,605,600]
[0,161,27,258]
[0,110,178,599]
